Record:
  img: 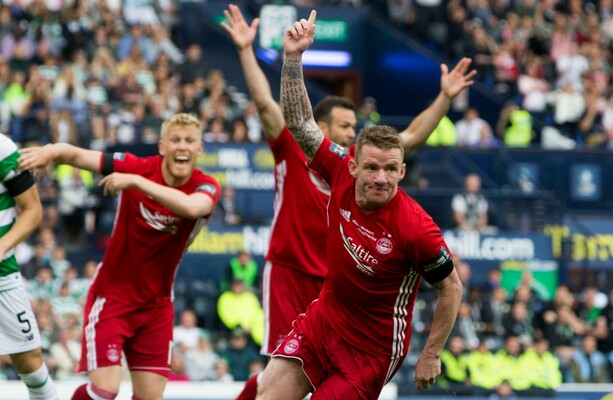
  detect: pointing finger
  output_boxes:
[307,9,317,25]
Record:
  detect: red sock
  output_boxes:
[71,383,117,400]
[236,374,259,400]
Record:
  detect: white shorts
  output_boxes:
[0,284,41,355]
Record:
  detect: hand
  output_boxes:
[99,173,139,197]
[283,10,317,56]
[440,57,477,101]
[221,4,259,50]
[413,352,441,390]
[18,145,55,171]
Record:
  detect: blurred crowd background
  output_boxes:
[2,0,613,397]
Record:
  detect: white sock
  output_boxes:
[18,364,59,400]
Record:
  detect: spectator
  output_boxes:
[55,165,93,244]
[220,328,262,382]
[518,60,550,119]
[357,96,380,130]
[496,102,534,148]
[230,118,250,143]
[451,173,497,233]
[455,107,495,148]
[203,116,230,143]
[184,330,219,381]
[438,336,470,392]
[502,301,534,343]
[452,302,481,350]
[570,334,609,383]
[28,266,58,301]
[48,328,81,380]
[425,114,457,146]
[242,101,262,143]
[150,25,184,65]
[177,44,208,85]
[49,246,71,279]
[117,23,154,64]
[465,340,499,392]
[211,359,234,382]
[495,336,534,392]
[168,351,190,382]
[523,338,562,395]
[556,41,589,92]
[225,250,258,291]
[173,309,202,352]
[216,187,242,227]
[217,278,264,344]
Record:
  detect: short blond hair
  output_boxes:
[161,113,202,139]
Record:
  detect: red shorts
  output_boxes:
[78,293,174,377]
[260,261,324,355]
[272,300,402,398]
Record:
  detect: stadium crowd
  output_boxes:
[1,0,613,396]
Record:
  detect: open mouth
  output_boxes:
[174,155,189,165]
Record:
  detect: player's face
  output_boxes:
[349,144,405,211]
[159,125,203,184]
[326,107,357,147]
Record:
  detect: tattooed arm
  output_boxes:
[280,10,323,162]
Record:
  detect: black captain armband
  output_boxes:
[420,246,454,286]
[5,169,35,197]
[101,153,115,175]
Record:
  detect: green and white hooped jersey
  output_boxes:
[0,134,24,291]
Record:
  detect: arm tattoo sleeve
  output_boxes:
[281,56,323,160]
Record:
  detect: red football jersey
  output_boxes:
[310,138,452,365]
[266,127,329,278]
[91,153,220,306]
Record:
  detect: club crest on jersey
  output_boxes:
[376,237,393,255]
[284,339,300,354]
[328,142,348,159]
[140,202,180,234]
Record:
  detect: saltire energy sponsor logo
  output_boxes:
[113,152,126,161]
[140,202,180,234]
[340,224,378,276]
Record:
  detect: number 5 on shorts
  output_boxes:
[16,311,32,334]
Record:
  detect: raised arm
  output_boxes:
[400,58,476,152]
[414,268,462,390]
[19,143,103,173]
[280,10,323,161]
[222,4,284,141]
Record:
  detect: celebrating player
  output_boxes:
[221,4,473,398]
[253,11,463,398]
[18,113,220,400]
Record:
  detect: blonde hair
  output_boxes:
[161,113,202,139]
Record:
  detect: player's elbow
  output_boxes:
[32,202,43,226]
